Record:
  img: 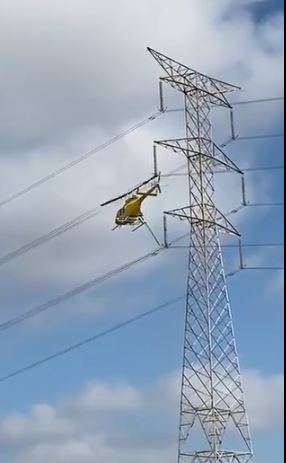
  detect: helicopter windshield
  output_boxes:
[116,208,125,218]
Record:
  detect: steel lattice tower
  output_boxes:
[148,48,254,463]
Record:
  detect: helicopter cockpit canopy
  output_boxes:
[116,207,125,219]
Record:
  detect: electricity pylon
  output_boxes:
[148,48,254,463]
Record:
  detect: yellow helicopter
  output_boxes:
[101,174,161,237]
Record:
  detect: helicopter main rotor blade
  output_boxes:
[100,174,160,207]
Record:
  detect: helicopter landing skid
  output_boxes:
[131,219,145,232]
[112,219,160,246]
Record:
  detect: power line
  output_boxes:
[0,207,100,267]
[246,202,284,207]
[241,166,284,173]
[0,161,216,268]
[242,267,284,271]
[0,256,282,385]
[0,264,243,384]
[2,155,269,269]
[0,204,242,333]
[0,96,283,211]
[0,110,164,210]
[170,242,284,250]
[0,162,245,269]
[0,295,185,384]
[165,96,284,114]
[238,134,284,141]
[0,170,282,271]
[230,96,284,106]
[0,259,247,385]
[226,265,283,273]
[0,100,282,274]
[163,164,284,177]
[0,245,166,333]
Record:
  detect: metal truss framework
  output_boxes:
[148,48,254,463]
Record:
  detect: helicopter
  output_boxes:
[100,174,161,239]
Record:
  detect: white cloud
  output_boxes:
[0,0,283,152]
[1,404,74,447]
[243,370,284,431]
[15,438,175,463]
[71,382,142,413]
[0,369,283,462]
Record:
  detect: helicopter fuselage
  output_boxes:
[115,183,159,226]
[115,195,144,225]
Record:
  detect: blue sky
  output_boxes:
[252,0,284,19]
[0,1,284,462]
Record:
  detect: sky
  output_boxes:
[0,0,284,462]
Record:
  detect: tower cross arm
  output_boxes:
[147,47,241,108]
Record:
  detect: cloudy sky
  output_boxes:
[0,0,284,462]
